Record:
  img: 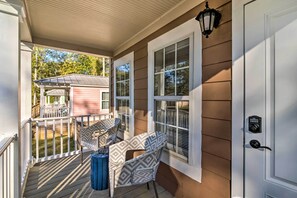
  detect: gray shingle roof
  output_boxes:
[34,74,109,87]
[46,89,66,96]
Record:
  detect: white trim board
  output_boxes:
[113,52,134,139]
[232,0,254,197]
[148,18,202,182]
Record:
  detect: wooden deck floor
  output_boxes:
[23,153,173,198]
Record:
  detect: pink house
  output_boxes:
[34,74,109,117]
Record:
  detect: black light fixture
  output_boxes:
[195,1,222,38]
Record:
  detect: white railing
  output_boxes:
[20,119,33,193]
[41,105,70,118]
[0,134,18,198]
[30,113,112,163]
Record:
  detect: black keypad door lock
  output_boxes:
[248,115,262,133]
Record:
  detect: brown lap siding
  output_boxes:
[112,0,232,197]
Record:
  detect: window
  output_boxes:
[148,19,202,182]
[116,64,130,131]
[114,52,134,138]
[154,38,190,161]
[101,92,109,110]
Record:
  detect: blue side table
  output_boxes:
[91,153,109,190]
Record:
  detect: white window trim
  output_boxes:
[148,18,202,182]
[100,90,109,111]
[113,52,134,139]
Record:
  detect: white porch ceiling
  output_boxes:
[23,0,184,56]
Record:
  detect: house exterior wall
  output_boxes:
[111,0,232,197]
[72,86,109,116]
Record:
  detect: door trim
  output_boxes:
[232,0,255,197]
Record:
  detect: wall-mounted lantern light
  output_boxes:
[195,1,222,38]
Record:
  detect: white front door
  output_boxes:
[245,0,297,197]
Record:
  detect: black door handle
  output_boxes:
[249,140,272,151]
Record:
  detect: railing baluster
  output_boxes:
[7,146,10,198]
[67,118,70,154]
[44,120,48,158]
[74,118,77,151]
[0,155,3,198]
[36,121,39,161]
[29,113,110,162]
[29,119,33,164]
[53,119,56,156]
[4,150,7,198]
[60,118,63,155]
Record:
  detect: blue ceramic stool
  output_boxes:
[90,153,109,190]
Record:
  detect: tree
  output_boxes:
[32,47,110,105]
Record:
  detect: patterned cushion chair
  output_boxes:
[77,118,121,164]
[109,131,167,198]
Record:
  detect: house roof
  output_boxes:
[46,89,65,96]
[35,74,109,87]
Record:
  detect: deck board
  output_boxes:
[23,152,172,198]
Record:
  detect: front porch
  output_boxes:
[1,0,235,197]
[24,152,171,198]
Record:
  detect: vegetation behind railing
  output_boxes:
[31,103,40,118]
[30,113,112,163]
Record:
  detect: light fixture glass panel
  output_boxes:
[204,12,211,31]
[210,12,215,31]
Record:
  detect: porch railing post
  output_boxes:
[29,119,33,166]
[14,134,20,198]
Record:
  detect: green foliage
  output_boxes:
[32,47,110,104]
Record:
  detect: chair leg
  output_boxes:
[80,145,83,165]
[152,181,158,198]
[146,182,150,190]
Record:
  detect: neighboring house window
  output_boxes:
[101,92,109,109]
[148,19,202,182]
[114,52,134,138]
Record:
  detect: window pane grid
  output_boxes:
[154,38,189,97]
[154,100,189,161]
[153,38,190,162]
[116,63,130,132]
[116,98,129,131]
[101,92,109,109]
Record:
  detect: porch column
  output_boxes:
[20,42,33,121]
[20,42,33,188]
[40,85,45,117]
[0,1,24,197]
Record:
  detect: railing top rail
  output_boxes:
[0,134,17,156]
[31,112,113,122]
